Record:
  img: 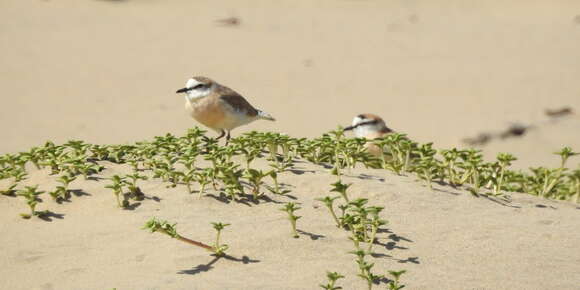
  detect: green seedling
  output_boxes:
[315,196,342,227]
[266,169,291,195]
[280,202,301,238]
[319,271,345,290]
[331,181,352,203]
[48,174,77,202]
[217,162,245,201]
[78,162,104,179]
[350,249,383,290]
[491,153,517,196]
[211,222,231,256]
[540,147,578,197]
[366,209,387,253]
[244,168,271,201]
[241,146,262,169]
[344,199,370,243]
[143,218,214,252]
[105,175,128,208]
[440,148,461,186]
[17,185,46,219]
[194,169,212,198]
[386,270,407,290]
[124,173,147,200]
[11,167,28,182]
[181,169,196,194]
[263,132,281,163]
[1,183,17,196]
[416,156,439,190]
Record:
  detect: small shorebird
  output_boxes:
[344,114,394,156]
[176,76,275,144]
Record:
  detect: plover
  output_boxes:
[176,76,275,144]
[344,114,394,156]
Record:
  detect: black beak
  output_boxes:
[344,125,354,131]
[176,87,190,94]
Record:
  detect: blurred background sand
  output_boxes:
[2,2,580,289]
[1,0,579,168]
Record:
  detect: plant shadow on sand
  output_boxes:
[178,254,260,275]
[37,210,65,222]
[205,192,296,206]
[297,229,325,240]
[371,228,420,264]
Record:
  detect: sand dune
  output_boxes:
[1,157,579,290]
[1,1,580,289]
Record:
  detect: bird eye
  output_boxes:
[193,84,205,89]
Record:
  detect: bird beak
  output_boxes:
[176,87,189,94]
[343,125,354,131]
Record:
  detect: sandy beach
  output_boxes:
[1,1,580,289]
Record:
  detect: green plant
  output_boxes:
[0,183,17,196]
[143,218,214,252]
[17,185,47,219]
[105,175,127,208]
[350,249,382,290]
[211,222,231,256]
[48,174,77,202]
[540,147,578,197]
[386,270,407,290]
[195,168,212,198]
[315,196,342,227]
[491,153,517,196]
[366,207,387,253]
[244,168,271,202]
[124,172,147,200]
[331,181,351,203]
[319,271,345,290]
[280,202,301,238]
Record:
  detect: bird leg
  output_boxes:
[216,129,226,140]
[225,131,231,145]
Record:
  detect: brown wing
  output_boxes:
[217,86,259,117]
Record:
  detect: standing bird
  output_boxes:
[176,76,275,144]
[344,114,394,156]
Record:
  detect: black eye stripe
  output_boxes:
[193,84,205,89]
[350,120,378,129]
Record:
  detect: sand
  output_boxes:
[1,0,580,289]
[1,159,579,290]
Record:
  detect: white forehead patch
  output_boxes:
[184,78,211,101]
[351,115,380,138]
[186,78,200,88]
[352,116,366,126]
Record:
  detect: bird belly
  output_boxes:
[185,98,254,131]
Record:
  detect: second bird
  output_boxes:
[176,76,275,144]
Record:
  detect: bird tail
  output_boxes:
[257,110,276,121]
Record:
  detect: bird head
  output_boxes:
[344,114,393,139]
[176,76,215,101]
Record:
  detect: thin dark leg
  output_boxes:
[225,131,231,145]
[216,129,226,140]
